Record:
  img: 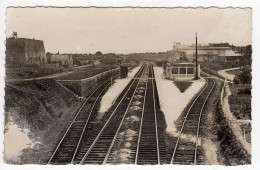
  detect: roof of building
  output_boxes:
[51,54,72,61]
[173,42,232,50]
[225,50,241,57]
[209,43,230,47]
[171,62,195,67]
[7,37,44,44]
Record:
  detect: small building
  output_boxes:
[6,37,47,67]
[102,53,119,65]
[120,65,128,78]
[50,54,73,67]
[165,62,200,80]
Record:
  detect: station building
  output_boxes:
[165,62,200,80]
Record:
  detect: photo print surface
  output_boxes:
[4,7,252,165]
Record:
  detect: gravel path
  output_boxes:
[217,67,240,81]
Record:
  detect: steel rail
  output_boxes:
[48,64,145,164]
[135,63,156,164]
[79,64,147,164]
[71,82,110,163]
[151,64,160,164]
[170,79,209,164]
[72,64,146,163]
[112,63,144,105]
[102,65,149,164]
[193,78,215,164]
[47,80,110,164]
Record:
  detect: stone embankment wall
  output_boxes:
[57,68,119,97]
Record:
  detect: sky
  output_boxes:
[6,8,252,54]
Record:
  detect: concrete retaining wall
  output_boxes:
[57,68,119,97]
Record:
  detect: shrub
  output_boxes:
[238,86,251,95]
[233,76,240,84]
[234,66,251,84]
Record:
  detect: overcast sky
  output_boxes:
[6,8,252,54]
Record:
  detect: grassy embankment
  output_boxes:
[214,98,251,165]
[6,65,63,80]
[166,78,251,165]
[5,79,83,164]
[200,61,238,79]
[225,68,251,144]
[6,63,118,80]
[173,81,193,93]
[226,69,241,76]
[202,79,250,165]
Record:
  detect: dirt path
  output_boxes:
[217,67,240,81]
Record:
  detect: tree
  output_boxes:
[241,45,252,66]
[234,65,251,84]
[95,51,102,55]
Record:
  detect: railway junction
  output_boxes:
[45,62,219,165]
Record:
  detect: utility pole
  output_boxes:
[195,33,199,80]
[110,64,113,86]
[240,47,243,71]
[92,54,94,67]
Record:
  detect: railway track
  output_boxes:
[170,78,215,165]
[48,62,215,165]
[47,78,114,164]
[47,64,146,164]
[78,63,149,164]
[93,63,161,165]
[135,64,160,165]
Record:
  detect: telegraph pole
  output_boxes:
[240,47,242,71]
[110,64,113,86]
[195,33,198,80]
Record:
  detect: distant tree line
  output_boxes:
[234,45,252,85]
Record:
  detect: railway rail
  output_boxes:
[170,78,216,165]
[97,63,162,165]
[135,64,160,165]
[47,63,146,164]
[78,63,149,164]
[48,77,115,164]
[48,62,216,165]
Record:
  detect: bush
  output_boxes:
[238,86,251,95]
[234,66,251,84]
[233,76,240,84]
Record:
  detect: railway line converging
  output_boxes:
[170,78,215,165]
[47,75,118,164]
[48,62,216,165]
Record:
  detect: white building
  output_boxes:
[169,42,240,62]
[165,62,200,81]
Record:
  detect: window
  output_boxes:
[187,68,194,74]
[180,67,186,74]
[172,68,178,74]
